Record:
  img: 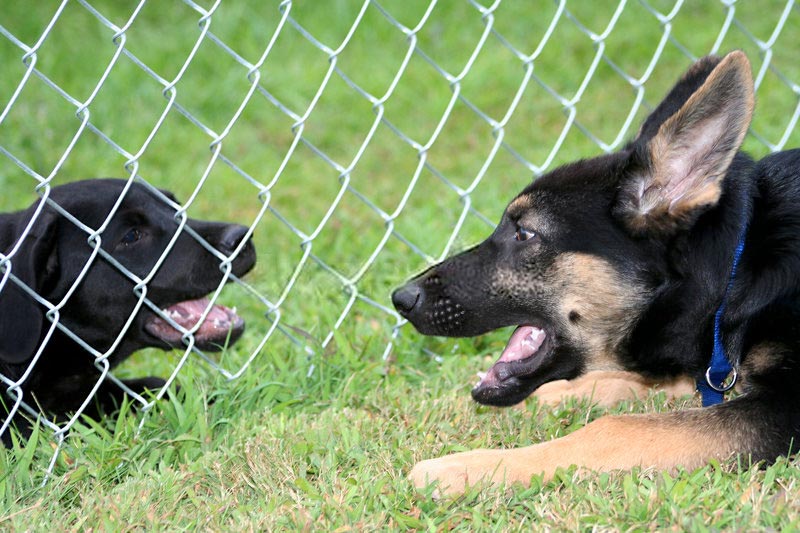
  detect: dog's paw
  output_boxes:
[124,376,168,392]
[531,372,697,409]
[409,450,510,497]
[409,457,467,497]
[531,379,575,407]
[530,371,657,408]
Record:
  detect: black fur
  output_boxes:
[0,179,256,442]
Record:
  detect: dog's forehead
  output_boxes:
[506,153,628,230]
[52,180,146,206]
[48,180,174,227]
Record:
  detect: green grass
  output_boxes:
[2,0,800,530]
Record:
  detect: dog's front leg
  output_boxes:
[530,370,696,408]
[410,410,739,496]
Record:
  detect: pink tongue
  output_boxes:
[497,325,546,362]
[474,325,547,389]
[167,298,231,328]
[145,297,240,342]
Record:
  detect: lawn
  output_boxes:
[2,0,800,530]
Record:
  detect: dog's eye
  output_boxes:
[514,227,537,242]
[120,228,142,246]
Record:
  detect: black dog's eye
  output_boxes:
[514,227,537,242]
[120,228,142,246]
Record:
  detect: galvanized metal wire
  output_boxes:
[0,0,798,476]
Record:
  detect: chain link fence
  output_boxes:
[1,0,799,474]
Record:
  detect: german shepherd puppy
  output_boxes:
[392,51,800,495]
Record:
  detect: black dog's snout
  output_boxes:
[392,284,422,317]
[200,222,256,278]
[218,224,250,254]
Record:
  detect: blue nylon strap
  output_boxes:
[697,223,748,407]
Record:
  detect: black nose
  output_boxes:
[218,224,249,255]
[392,284,421,316]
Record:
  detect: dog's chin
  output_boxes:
[143,297,245,351]
[471,324,561,406]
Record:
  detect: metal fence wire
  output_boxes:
[1,0,799,475]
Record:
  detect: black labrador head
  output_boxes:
[393,52,754,406]
[0,178,256,412]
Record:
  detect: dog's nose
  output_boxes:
[392,284,422,316]
[218,225,249,255]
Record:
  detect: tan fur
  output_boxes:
[506,195,555,237]
[507,195,532,214]
[531,370,696,407]
[736,342,789,391]
[410,411,738,496]
[621,51,754,233]
[633,55,722,140]
[554,253,649,369]
[742,342,786,375]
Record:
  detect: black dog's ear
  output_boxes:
[615,51,754,235]
[0,209,59,364]
[158,188,180,204]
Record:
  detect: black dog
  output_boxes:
[0,179,255,440]
[393,51,800,495]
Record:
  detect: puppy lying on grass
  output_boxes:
[0,179,255,442]
[394,51,800,495]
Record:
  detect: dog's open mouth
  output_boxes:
[144,297,244,351]
[472,324,555,405]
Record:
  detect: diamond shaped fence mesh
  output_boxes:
[1,0,798,476]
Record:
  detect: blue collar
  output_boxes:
[696,222,748,407]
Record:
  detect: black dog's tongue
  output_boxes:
[474,325,546,390]
[144,297,244,350]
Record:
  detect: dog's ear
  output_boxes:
[158,188,180,204]
[0,209,59,364]
[615,51,754,235]
[632,55,723,144]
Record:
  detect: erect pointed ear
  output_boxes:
[632,55,723,144]
[0,208,60,364]
[615,51,754,235]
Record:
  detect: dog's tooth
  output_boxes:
[477,371,487,380]
[522,336,536,348]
